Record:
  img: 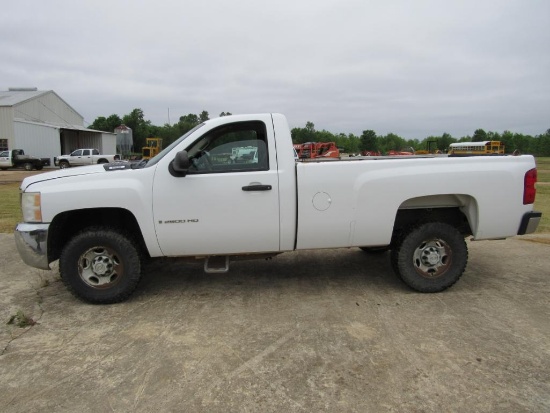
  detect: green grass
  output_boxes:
[535,157,550,169]
[0,183,21,233]
[534,158,550,233]
[534,161,550,232]
[535,185,550,233]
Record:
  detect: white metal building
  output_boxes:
[0,88,116,165]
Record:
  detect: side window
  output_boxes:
[92,149,100,155]
[71,150,82,156]
[186,121,269,174]
[83,150,90,156]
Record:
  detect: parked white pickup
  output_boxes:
[54,149,120,168]
[15,113,542,303]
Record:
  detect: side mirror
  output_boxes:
[169,150,190,177]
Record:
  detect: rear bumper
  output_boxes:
[517,211,542,235]
[14,223,51,270]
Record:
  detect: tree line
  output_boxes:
[88,108,228,152]
[292,122,550,156]
[88,109,550,156]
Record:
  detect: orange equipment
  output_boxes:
[293,142,340,159]
[387,146,416,156]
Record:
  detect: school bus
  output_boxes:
[448,141,505,157]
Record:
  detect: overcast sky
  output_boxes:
[2,0,549,139]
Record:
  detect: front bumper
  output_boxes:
[14,223,51,270]
[517,211,542,235]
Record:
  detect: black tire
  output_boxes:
[59,161,69,169]
[24,162,33,171]
[60,228,142,304]
[391,222,467,293]
[36,165,43,170]
[359,246,390,253]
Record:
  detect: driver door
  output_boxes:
[152,117,280,256]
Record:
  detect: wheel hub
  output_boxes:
[413,239,452,278]
[422,247,441,266]
[79,246,123,288]
[91,256,114,276]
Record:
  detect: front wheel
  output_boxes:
[391,222,468,292]
[59,161,69,169]
[60,228,142,303]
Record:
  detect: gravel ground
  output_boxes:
[1,232,549,413]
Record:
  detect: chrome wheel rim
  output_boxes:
[78,246,124,288]
[413,238,452,278]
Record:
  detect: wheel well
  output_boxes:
[392,207,472,247]
[48,208,148,263]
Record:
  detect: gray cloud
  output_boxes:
[2,0,549,138]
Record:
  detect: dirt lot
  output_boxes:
[1,231,549,412]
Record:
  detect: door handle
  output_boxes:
[242,184,272,191]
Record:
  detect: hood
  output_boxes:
[21,164,109,191]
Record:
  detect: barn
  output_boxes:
[0,88,116,165]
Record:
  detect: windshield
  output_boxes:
[138,123,205,169]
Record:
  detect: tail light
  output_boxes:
[523,168,537,205]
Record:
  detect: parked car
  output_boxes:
[54,149,120,168]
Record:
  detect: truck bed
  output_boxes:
[295,154,534,249]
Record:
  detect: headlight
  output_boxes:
[21,192,42,222]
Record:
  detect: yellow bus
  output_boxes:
[448,141,505,157]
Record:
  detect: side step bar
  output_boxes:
[202,252,281,273]
[204,256,230,273]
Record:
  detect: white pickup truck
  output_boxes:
[15,114,541,303]
[55,148,120,168]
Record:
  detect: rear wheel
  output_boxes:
[60,228,142,304]
[391,222,467,292]
[24,162,33,171]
